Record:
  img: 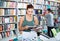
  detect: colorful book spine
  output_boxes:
[0,9,4,16]
[0,25,3,32]
[0,17,2,24]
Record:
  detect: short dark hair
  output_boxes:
[47,9,52,12]
[27,4,34,10]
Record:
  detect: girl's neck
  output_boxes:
[26,14,32,17]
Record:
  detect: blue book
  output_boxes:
[0,2,4,8]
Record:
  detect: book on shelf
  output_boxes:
[54,2,57,6]
[14,16,17,22]
[28,0,33,3]
[39,5,43,10]
[5,9,16,15]
[10,31,15,36]
[5,9,10,15]
[18,16,21,22]
[0,2,6,8]
[51,7,56,10]
[34,0,44,4]
[49,0,56,1]
[17,3,28,8]
[44,1,48,5]
[6,2,16,8]
[34,4,39,9]
[0,17,2,24]
[5,31,10,37]
[0,33,2,39]
[7,0,18,1]
[18,10,26,15]
[0,30,16,38]
[4,24,16,31]
[0,25,3,32]
[10,9,16,15]
[20,0,28,2]
[35,9,42,14]
[17,3,22,8]
[0,9,4,16]
[10,17,14,23]
[50,1,54,6]
[37,0,44,4]
[10,24,15,30]
[4,17,10,23]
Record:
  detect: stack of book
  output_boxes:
[5,9,16,15]
[0,2,6,8]
[2,17,17,23]
[18,10,26,15]
[6,2,16,8]
[17,3,28,8]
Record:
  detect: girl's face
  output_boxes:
[26,8,33,15]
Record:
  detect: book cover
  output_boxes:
[9,2,16,8]
[10,17,14,23]
[17,3,23,8]
[5,31,10,37]
[5,9,10,15]
[4,2,6,8]
[14,16,17,22]
[35,9,42,14]
[10,9,16,15]
[1,32,5,38]
[23,0,28,2]
[20,10,26,15]
[4,17,10,23]
[6,2,10,8]
[18,16,21,22]
[0,2,4,8]
[0,17,2,24]
[10,24,15,30]
[10,31,14,36]
[0,9,4,16]
[18,10,20,15]
[23,3,27,8]
[0,33,2,39]
[4,24,8,31]
[0,25,3,32]
[2,17,5,23]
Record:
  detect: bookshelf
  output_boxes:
[0,0,59,41]
[0,0,17,41]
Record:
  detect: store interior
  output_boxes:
[0,0,60,41]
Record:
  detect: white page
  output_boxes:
[39,35,49,41]
[5,18,10,23]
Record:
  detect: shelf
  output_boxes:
[0,15,17,17]
[0,7,16,9]
[18,1,31,4]
[18,8,26,10]
[0,0,17,2]
[34,3,43,5]
[0,22,17,25]
[0,36,17,41]
[44,0,57,3]
[18,15,25,16]
[0,29,16,32]
[43,4,57,7]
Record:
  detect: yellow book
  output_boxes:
[0,9,4,16]
[10,24,15,30]
[14,16,17,22]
